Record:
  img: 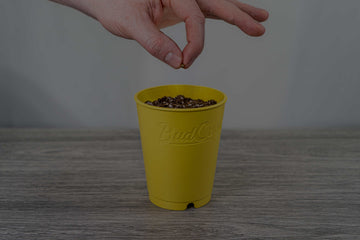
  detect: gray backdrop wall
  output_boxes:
[1,0,359,129]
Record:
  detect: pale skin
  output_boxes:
[50,0,269,69]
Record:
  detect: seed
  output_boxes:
[145,95,217,109]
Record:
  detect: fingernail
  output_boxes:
[262,10,269,20]
[184,57,195,69]
[258,24,266,35]
[165,52,182,69]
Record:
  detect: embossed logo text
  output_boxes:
[159,121,220,145]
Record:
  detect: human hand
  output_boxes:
[52,0,268,69]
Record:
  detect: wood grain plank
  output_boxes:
[0,129,359,239]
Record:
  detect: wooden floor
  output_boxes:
[0,129,359,239]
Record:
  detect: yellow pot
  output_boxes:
[134,85,227,210]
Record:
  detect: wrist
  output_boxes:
[50,0,99,20]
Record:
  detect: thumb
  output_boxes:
[130,17,182,69]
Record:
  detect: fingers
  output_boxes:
[200,0,265,36]
[130,15,183,69]
[163,0,205,68]
[229,0,269,22]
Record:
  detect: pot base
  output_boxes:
[149,194,211,211]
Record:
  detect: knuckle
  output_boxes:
[190,14,205,25]
[195,44,204,56]
[145,36,164,57]
[227,14,236,25]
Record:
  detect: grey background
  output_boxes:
[0,0,359,129]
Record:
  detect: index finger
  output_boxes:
[164,0,205,68]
